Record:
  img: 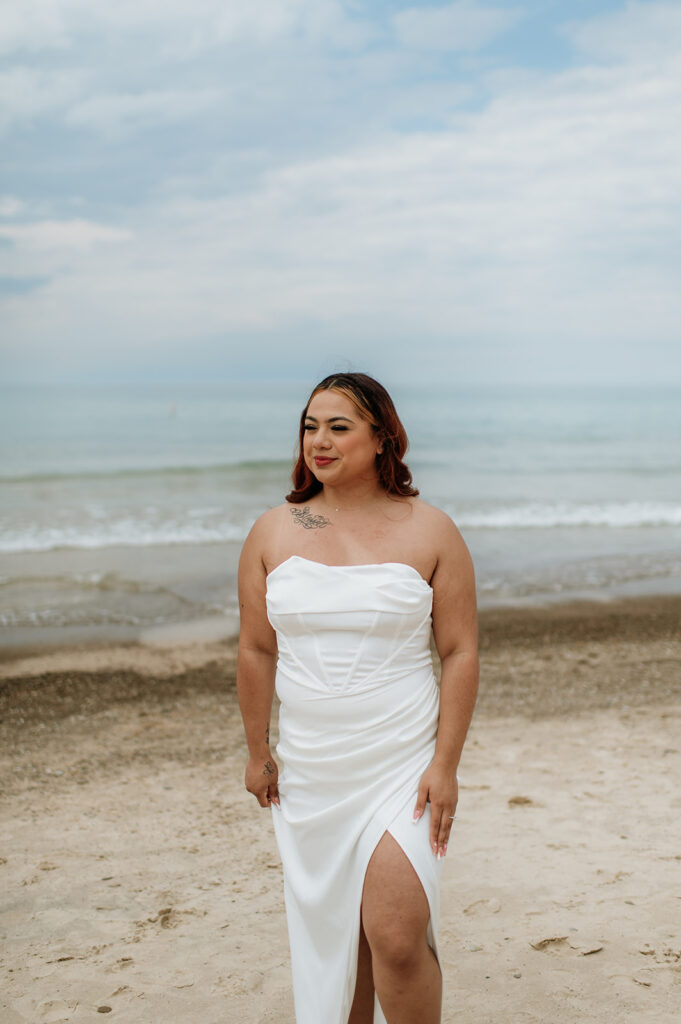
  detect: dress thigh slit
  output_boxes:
[345,800,443,1024]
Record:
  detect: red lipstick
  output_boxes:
[314,457,335,466]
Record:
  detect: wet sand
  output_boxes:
[1,596,680,1023]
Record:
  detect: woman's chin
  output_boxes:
[306,462,337,482]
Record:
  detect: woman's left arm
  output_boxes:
[413,516,479,858]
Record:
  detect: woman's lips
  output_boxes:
[313,456,336,466]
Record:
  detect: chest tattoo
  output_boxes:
[290,506,331,530]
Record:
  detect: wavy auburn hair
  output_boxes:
[285,372,419,503]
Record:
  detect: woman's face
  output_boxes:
[303,390,382,487]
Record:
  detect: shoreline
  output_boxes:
[3,526,680,657]
[1,589,679,666]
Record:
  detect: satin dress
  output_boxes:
[266,555,442,1024]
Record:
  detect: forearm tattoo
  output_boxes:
[263,760,276,777]
[265,725,270,746]
[290,506,330,530]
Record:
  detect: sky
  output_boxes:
[1,0,680,386]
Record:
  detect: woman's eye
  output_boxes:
[331,426,348,432]
[303,425,315,431]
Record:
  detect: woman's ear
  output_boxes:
[376,432,389,455]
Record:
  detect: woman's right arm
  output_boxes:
[236,519,280,808]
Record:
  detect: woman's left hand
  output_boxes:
[413,762,458,858]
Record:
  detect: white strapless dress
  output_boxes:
[266,555,443,1024]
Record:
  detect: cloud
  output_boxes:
[1,1,680,384]
[0,219,133,250]
[0,0,370,55]
[0,66,86,133]
[565,0,681,64]
[394,0,521,52]
[0,196,25,217]
[64,88,224,138]
[0,275,50,296]
[0,1,71,54]
[0,2,378,155]
[4,29,679,363]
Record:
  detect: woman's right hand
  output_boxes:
[245,752,280,808]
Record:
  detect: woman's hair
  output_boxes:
[285,372,419,503]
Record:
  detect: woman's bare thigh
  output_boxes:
[361,832,431,953]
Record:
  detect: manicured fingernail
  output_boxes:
[413,810,421,822]
[443,844,448,855]
[437,850,443,861]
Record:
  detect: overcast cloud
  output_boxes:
[1,0,680,385]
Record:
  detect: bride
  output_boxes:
[237,372,479,1024]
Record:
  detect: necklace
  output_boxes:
[321,495,384,514]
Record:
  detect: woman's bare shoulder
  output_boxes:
[246,502,290,534]
[409,498,470,558]
[410,497,461,532]
[240,503,290,554]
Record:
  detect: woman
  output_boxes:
[237,372,478,1024]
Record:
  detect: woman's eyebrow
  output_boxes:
[304,415,355,423]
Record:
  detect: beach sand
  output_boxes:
[1,596,680,1023]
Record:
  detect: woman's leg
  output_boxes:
[361,832,442,1024]
[348,919,375,1023]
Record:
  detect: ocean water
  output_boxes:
[1,380,680,647]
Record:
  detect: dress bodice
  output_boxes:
[265,555,434,695]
